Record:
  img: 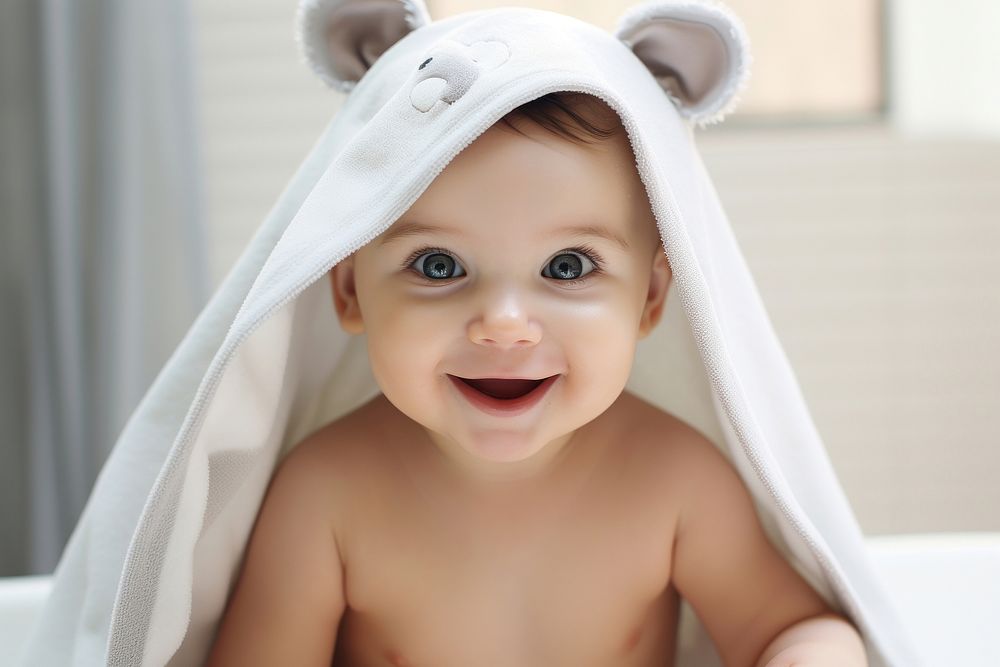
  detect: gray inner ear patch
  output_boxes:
[626,19,727,108]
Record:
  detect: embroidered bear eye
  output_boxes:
[418,57,433,70]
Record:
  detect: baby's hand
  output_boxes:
[763,641,866,667]
[756,613,868,667]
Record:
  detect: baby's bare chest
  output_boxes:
[330,451,681,666]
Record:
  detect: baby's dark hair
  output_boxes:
[499,92,621,145]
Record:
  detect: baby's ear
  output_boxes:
[638,243,671,339]
[296,0,432,92]
[329,256,365,335]
[614,0,751,128]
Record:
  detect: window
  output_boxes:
[429,0,884,122]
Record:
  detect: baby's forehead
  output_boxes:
[471,107,642,192]
[369,92,656,251]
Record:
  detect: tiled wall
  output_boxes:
[698,125,1000,534]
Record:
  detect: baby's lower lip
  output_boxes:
[448,374,559,417]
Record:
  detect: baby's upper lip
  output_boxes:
[448,373,559,381]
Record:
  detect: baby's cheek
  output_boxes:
[558,304,637,390]
[553,293,637,344]
[367,302,450,402]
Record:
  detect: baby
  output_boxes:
[206,92,867,666]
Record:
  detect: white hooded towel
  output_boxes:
[18,1,923,665]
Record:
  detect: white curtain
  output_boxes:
[0,0,209,575]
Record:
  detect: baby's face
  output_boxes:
[330,103,671,477]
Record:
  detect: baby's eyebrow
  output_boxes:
[378,220,630,252]
[377,221,456,246]
[552,224,631,252]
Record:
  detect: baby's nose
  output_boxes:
[467,293,542,349]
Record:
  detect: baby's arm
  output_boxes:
[669,433,867,667]
[205,437,346,666]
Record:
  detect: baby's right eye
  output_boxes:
[406,248,466,281]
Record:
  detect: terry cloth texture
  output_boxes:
[18,1,924,665]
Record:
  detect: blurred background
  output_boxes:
[1,0,997,577]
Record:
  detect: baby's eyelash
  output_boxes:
[560,243,605,286]
[571,243,605,273]
[400,245,453,270]
[400,244,607,282]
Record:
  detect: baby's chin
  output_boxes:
[456,429,563,464]
[413,412,578,481]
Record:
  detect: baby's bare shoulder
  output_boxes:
[615,391,718,471]
[275,398,395,509]
[602,392,729,526]
[621,393,835,667]
[289,396,391,463]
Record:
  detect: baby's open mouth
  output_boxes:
[452,376,550,400]
[447,374,560,415]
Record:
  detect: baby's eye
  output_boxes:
[409,249,466,280]
[542,250,599,282]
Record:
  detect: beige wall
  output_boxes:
[192,1,999,535]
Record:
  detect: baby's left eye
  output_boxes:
[542,250,599,282]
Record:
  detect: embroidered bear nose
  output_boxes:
[411,77,449,111]
[409,40,510,113]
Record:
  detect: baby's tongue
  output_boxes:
[464,378,542,399]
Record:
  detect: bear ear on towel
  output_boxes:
[614,0,752,127]
[296,0,432,92]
